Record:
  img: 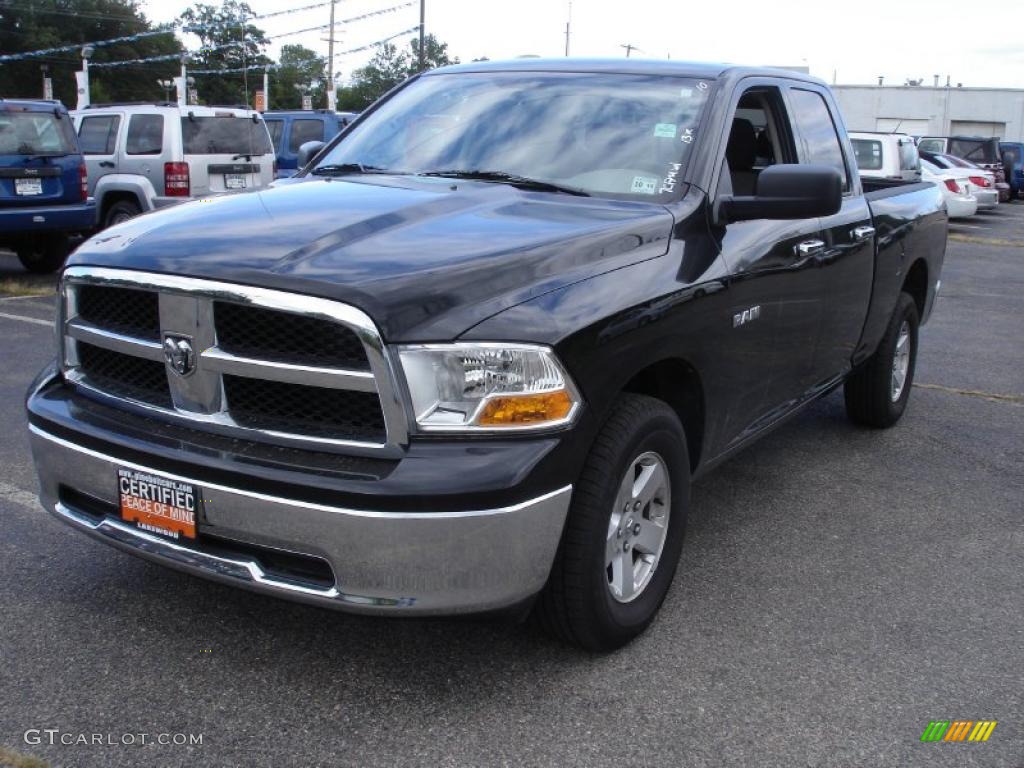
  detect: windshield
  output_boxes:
[0,109,76,155]
[312,71,711,200]
[181,115,273,156]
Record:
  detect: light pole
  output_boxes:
[326,0,337,110]
[157,78,173,101]
[41,64,52,99]
[176,53,189,107]
[418,0,425,71]
[76,45,95,109]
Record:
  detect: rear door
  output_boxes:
[711,83,829,445]
[784,86,874,382]
[0,106,79,208]
[181,112,274,195]
[76,112,121,195]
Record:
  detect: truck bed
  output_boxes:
[856,179,947,361]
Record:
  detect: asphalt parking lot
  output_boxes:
[0,204,1021,768]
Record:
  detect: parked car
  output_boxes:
[849,131,920,181]
[1000,141,1023,199]
[920,151,998,209]
[917,136,1011,201]
[263,109,357,179]
[920,158,979,217]
[0,99,95,273]
[27,61,947,651]
[71,103,276,228]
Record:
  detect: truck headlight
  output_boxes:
[397,343,580,431]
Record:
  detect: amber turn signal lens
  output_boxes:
[476,390,574,427]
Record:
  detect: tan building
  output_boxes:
[832,84,1024,141]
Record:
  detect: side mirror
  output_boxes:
[718,164,843,224]
[296,140,326,171]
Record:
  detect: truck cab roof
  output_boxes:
[429,57,829,87]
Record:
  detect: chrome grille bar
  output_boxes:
[59,267,408,457]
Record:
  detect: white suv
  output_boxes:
[71,103,276,228]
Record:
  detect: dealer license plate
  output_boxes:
[15,177,43,196]
[117,468,199,540]
[225,173,246,189]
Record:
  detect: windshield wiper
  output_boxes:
[416,170,590,196]
[25,153,70,161]
[232,153,253,161]
[311,163,390,176]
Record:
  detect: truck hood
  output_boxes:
[68,176,675,340]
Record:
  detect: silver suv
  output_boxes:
[71,103,276,228]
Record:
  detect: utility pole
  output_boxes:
[418,0,426,72]
[620,43,639,58]
[326,0,337,110]
[564,1,572,57]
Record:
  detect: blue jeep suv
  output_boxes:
[0,99,95,272]
[263,110,356,179]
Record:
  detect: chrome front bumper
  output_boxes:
[29,425,572,615]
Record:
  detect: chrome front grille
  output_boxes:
[60,267,408,455]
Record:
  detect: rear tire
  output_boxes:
[844,291,919,428]
[16,234,69,274]
[104,199,141,228]
[533,393,689,652]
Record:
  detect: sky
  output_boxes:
[143,0,1024,89]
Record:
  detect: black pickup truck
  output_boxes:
[26,60,947,651]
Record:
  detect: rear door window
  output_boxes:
[78,115,120,154]
[851,139,882,170]
[788,88,849,189]
[181,116,273,156]
[126,114,164,155]
[288,119,325,152]
[0,110,76,155]
[949,138,998,163]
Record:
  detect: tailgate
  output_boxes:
[181,113,274,196]
[0,162,67,206]
[198,160,265,195]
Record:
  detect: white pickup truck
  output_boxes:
[849,132,921,182]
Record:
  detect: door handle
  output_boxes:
[851,225,875,242]
[98,161,115,168]
[796,239,825,257]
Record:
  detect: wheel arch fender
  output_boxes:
[94,175,157,221]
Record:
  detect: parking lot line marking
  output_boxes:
[914,382,1024,404]
[948,233,1024,247]
[0,480,40,511]
[0,311,52,327]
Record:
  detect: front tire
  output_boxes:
[16,234,69,273]
[844,291,919,428]
[534,393,690,651]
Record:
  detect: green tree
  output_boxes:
[269,44,324,110]
[335,34,459,112]
[179,0,270,106]
[0,0,183,106]
[409,34,458,74]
